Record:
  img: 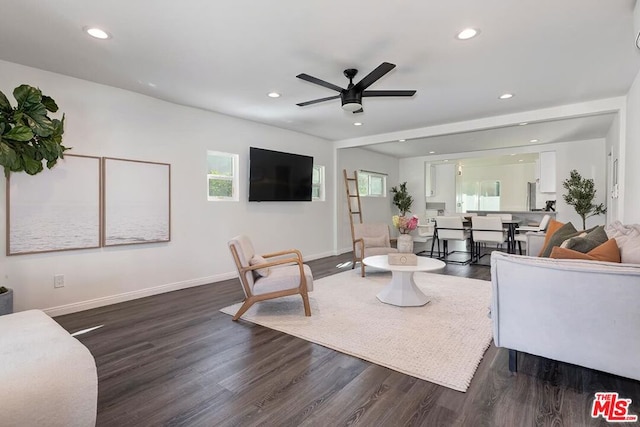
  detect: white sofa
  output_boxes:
[0,310,98,426]
[490,251,640,381]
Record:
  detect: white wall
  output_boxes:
[624,66,640,224]
[337,148,398,252]
[457,163,536,212]
[0,60,334,314]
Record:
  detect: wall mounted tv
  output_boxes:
[248,147,314,202]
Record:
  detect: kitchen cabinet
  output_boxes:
[538,151,556,193]
[425,163,436,197]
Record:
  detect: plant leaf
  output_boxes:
[0,90,11,113]
[21,153,43,175]
[23,103,53,137]
[4,125,33,142]
[0,142,18,169]
[41,95,59,112]
[13,85,42,109]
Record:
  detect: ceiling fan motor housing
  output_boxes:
[341,88,362,111]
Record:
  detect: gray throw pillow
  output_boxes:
[540,222,579,257]
[564,226,608,253]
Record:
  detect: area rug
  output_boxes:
[220,270,492,392]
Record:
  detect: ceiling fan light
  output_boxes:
[342,102,362,112]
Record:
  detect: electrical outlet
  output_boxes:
[54,274,64,288]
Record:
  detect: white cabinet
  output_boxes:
[538,151,556,193]
[424,163,436,197]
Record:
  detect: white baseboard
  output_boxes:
[44,272,237,317]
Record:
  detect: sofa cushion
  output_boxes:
[605,221,640,264]
[562,225,608,253]
[537,219,566,256]
[540,222,579,257]
[550,238,621,263]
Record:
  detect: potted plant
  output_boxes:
[562,169,607,230]
[0,286,13,316]
[0,84,68,176]
[390,182,413,216]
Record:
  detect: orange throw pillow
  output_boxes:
[549,239,621,263]
[538,219,565,257]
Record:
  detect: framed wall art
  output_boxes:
[102,157,171,246]
[7,154,102,255]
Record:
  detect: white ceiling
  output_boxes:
[1,0,638,153]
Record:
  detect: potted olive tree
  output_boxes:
[562,169,607,230]
[0,84,68,314]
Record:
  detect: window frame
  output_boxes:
[357,170,387,198]
[207,150,239,202]
[312,165,325,201]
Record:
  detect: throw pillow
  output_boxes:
[605,221,640,264]
[362,235,387,248]
[550,238,621,263]
[537,219,565,256]
[563,225,609,253]
[249,255,270,277]
[540,222,579,258]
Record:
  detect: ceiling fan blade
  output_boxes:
[362,90,416,97]
[353,62,396,91]
[296,74,344,92]
[296,94,341,107]
[352,108,364,114]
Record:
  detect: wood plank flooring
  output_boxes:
[55,250,640,426]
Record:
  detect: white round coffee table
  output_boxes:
[363,255,446,307]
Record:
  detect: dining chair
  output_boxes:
[228,235,313,321]
[434,216,471,264]
[514,214,551,254]
[471,216,508,263]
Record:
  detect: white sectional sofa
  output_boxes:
[0,310,98,426]
[490,247,640,381]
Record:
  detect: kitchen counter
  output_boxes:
[466,210,556,226]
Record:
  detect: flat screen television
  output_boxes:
[249,147,313,202]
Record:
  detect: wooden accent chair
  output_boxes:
[228,235,313,321]
[352,223,398,277]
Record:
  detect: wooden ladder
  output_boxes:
[343,169,363,247]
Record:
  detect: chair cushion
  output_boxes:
[364,247,398,257]
[550,239,621,263]
[362,235,387,248]
[249,255,270,277]
[253,264,314,295]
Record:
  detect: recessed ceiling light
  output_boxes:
[148,82,157,88]
[443,159,449,162]
[456,28,479,40]
[510,153,516,156]
[519,122,528,126]
[499,93,514,100]
[398,139,406,142]
[529,139,539,143]
[353,122,362,126]
[84,27,111,40]
[267,92,280,98]
[518,159,524,162]
[429,151,435,154]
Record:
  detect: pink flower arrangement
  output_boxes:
[392,215,419,234]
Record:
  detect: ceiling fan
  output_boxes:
[296,62,416,113]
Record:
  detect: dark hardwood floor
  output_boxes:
[55,246,640,426]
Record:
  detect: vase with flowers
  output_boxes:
[393,214,418,253]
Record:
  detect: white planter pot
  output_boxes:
[397,234,414,253]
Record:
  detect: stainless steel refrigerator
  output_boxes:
[527,182,537,211]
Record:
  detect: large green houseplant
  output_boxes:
[0,84,68,176]
[562,169,606,230]
[390,182,413,216]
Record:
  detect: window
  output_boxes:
[357,170,387,197]
[312,165,325,201]
[207,151,239,201]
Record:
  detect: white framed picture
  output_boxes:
[102,157,171,246]
[7,154,102,255]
